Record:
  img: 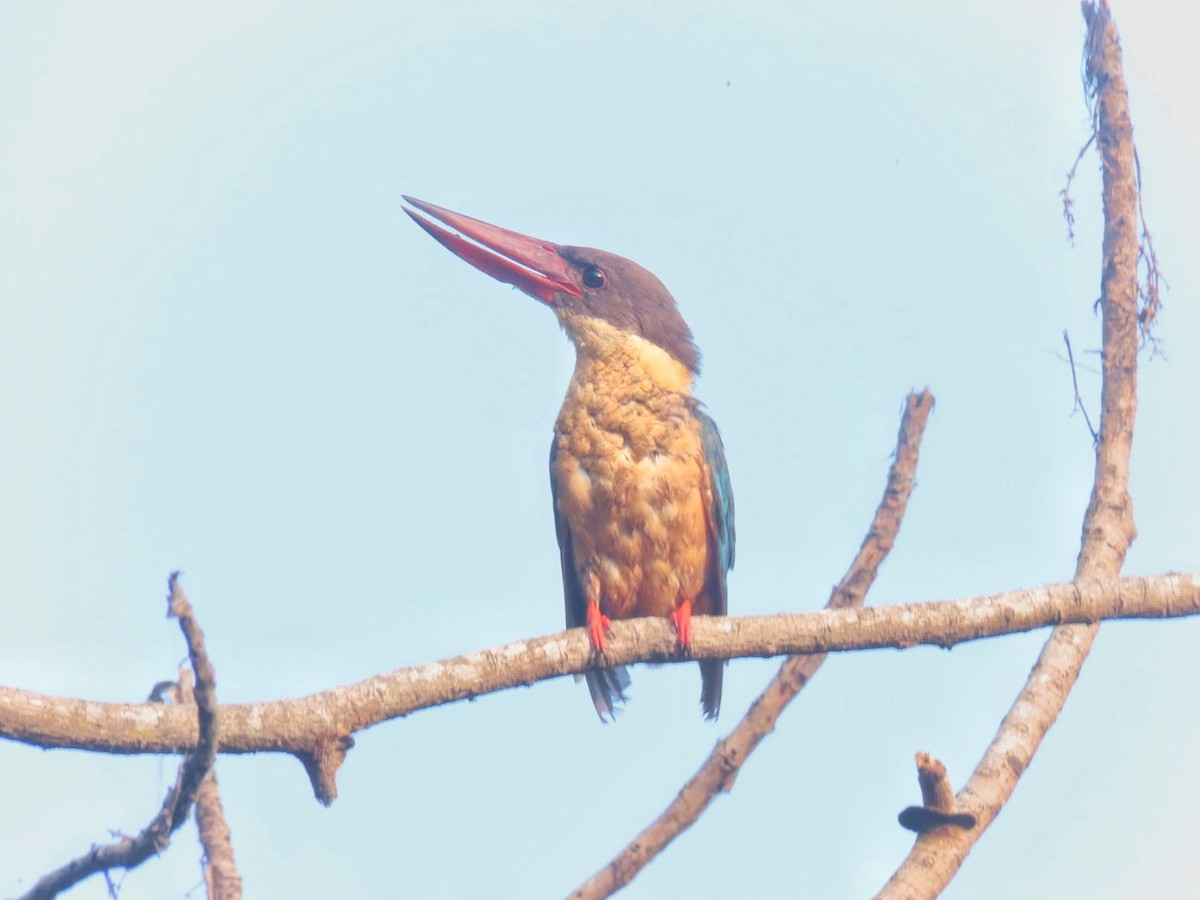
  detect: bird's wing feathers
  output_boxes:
[549,441,630,721]
[695,408,734,720]
[549,441,588,632]
[696,408,735,615]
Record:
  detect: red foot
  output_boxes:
[586,602,612,654]
[670,597,695,650]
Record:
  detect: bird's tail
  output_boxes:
[699,659,724,720]
[579,666,631,722]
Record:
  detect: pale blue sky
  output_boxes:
[2,2,1197,897]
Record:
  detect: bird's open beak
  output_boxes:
[403,196,582,304]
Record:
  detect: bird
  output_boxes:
[403,196,735,721]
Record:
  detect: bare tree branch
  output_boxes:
[173,655,243,900]
[878,2,1143,895]
[4,573,1195,808]
[571,390,934,899]
[20,574,219,899]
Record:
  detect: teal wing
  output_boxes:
[697,408,735,608]
[695,408,734,719]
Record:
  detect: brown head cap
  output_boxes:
[557,246,700,375]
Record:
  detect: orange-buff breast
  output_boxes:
[552,393,715,622]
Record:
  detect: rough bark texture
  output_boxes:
[877,3,1141,896]
[5,573,1194,807]
[197,770,244,900]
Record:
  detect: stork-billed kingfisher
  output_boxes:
[403,197,735,721]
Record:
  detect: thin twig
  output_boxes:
[570,389,935,899]
[1060,129,1096,245]
[1132,147,1165,352]
[20,574,220,899]
[1063,330,1098,443]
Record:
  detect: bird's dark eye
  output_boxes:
[582,266,606,289]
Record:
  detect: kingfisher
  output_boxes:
[403,197,735,721]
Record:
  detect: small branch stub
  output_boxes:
[897,753,976,834]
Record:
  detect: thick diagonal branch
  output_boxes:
[571,389,934,899]
[878,3,1142,895]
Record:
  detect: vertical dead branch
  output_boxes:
[878,2,1141,895]
[571,390,934,899]
[21,574,221,899]
[196,771,243,900]
[174,656,243,899]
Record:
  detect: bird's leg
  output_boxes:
[669,596,695,652]
[586,600,613,654]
